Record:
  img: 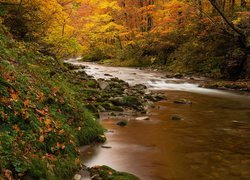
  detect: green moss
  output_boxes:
[0,27,105,178]
[88,165,140,180]
[116,120,128,127]
[76,110,105,145]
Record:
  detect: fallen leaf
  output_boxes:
[45,118,51,126]
[10,90,18,101]
[59,129,65,134]
[23,99,29,107]
[4,169,13,180]
[12,125,20,132]
[39,135,44,142]
[61,145,65,150]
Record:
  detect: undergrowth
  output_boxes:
[0,25,104,179]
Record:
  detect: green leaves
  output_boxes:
[0,77,16,91]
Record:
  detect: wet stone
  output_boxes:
[73,174,81,180]
[171,115,183,121]
[174,99,192,105]
[104,74,112,77]
[117,120,128,127]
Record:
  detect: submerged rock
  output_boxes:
[88,165,139,180]
[117,120,128,127]
[97,135,107,143]
[174,99,192,105]
[171,115,183,121]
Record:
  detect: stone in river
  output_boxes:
[174,99,192,105]
[135,116,150,121]
[73,174,81,180]
[174,73,183,79]
[117,120,128,127]
[171,115,183,121]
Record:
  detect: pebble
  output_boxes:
[73,174,81,180]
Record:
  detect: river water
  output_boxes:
[67,59,250,180]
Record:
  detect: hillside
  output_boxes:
[0,26,104,179]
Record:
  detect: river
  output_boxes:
[67,59,250,180]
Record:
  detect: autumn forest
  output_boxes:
[0,0,250,179]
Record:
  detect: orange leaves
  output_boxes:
[0,110,8,120]
[12,125,20,132]
[1,96,8,105]
[59,129,65,135]
[70,139,75,145]
[45,118,52,126]
[4,169,14,180]
[56,142,65,150]
[36,91,45,102]
[23,99,30,107]
[8,88,19,102]
[43,118,54,133]
[39,135,45,142]
[35,109,46,116]
[35,107,49,116]
[20,108,30,120]
[31,154,39,159]
[52,87,61,96]
[43,153,56,161]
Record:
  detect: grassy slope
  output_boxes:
[0,26,104,179]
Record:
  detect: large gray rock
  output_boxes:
[97,80,109,90]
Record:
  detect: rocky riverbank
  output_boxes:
[201,80,250,92]
[64,62,166,116]
[64,62,166,179]
[73,165,139,180]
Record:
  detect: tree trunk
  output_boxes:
[209,0,246,47]
[198,0,203,18]
[231,0,235,12]
[62,20,66,37]
[241,0,247,7]
[209,0,249,79]
[18,0,23,13]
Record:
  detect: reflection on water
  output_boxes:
[81,91,250,179]
[67,60,250,179]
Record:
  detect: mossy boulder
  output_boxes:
[110,96,141,107]
[171,115,183,121]
[117,120,128,127]
[88,165,139,180]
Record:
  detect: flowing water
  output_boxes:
[67,59,250,180]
